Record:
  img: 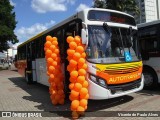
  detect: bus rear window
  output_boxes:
[88,10,136,26]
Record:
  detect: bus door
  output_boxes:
[26,42,33,84]
[63,20,82,94]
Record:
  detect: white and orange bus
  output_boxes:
[16,8,144,100]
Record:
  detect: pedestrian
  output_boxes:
[8,62,11,70]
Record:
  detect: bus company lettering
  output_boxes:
[109,74,139,83]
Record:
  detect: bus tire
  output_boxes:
[143,66,158,90]
[25,70,32,84]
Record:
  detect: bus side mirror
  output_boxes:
[81,28,88,44]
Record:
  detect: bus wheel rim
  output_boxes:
[143,73,154,86]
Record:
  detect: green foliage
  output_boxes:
[93,0,140,15]
[93,0,106,8]
[0,0,18,52]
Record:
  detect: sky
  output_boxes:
[9,0,93,45]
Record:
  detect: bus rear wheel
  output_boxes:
[143,68,158,90]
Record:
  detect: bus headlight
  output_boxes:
[89,74,97,83]
[99,79,106,87]
[89,73,107,88]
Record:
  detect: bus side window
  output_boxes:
[31,41,36,60]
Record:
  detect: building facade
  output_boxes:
[135,0,160,24]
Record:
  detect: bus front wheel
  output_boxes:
[143,68,158,89]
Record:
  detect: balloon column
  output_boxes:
[67,36,89,118]
[44,36,65,105]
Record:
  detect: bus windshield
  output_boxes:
[86,25,141,64]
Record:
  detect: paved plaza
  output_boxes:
[0,67,160,120]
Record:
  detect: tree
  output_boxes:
[0,0,18,52]
[93,0,139,15]
[93,0,106,9]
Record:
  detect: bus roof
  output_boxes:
[137,20,160,28]
[18,8,134,48]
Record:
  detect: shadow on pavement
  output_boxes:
[136,86,160,96]
[8,77,134,118]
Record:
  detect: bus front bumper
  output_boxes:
[88,74,144,100]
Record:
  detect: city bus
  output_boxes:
[16,8,144,100]
[138,20,160,89]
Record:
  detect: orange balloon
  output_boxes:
[54,69,61,76]
[46,49,52,57]
[44,47,47,51]
[47,71,50,76]
[74,36,81,44]
[71,100,79,110]
[50,90,57,95]
[84,105,88,110]
[77,76,85,84]
[76,46,84,53]
[67,56,72,61]
[51,53,57,60]
[50,94,54,99]
[69,83,75,90]
[80,93,89,99]
[57,83,64,89]
[69,59,77,67]
[54,77,60,84]
[78,69,86,76]
[47,58,54,65]
[81,52,86,58]
[52,61,57,67]
[52,99,58,105]
[48,66,55,73]
[77,106,85,116]
[79,99,88,107]
[69,77,77,83]
[67,36,74,43]
[52,41,58,46]
[60,94,65,99]
[78,58,85,66]
[50,74,55,79]
[78,63,87,70]
[54,49,60,54]
[69,94,79,101]
[77,106,85,112]
[55,94,61,101]
[70,71,78,79]
[46,35,52,42]
[48,78,52,83]
[80,88,88,96]
[51,82,56,88]
[58,99,64,105]
[55,57,61,63]
[83,81,89,88]
[73,52,81,61]
[49,45,56,52]
[69,42,77,49]
[67,65,72,72]
[58,89,64,95]
[67,49,75,56]
[74,83,82,92]
[71,90,79,98]
[45,41,52,48]
[52,37,57,41]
